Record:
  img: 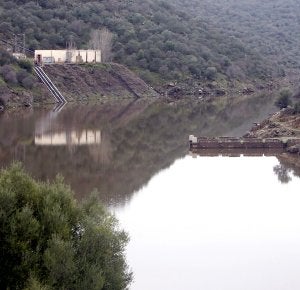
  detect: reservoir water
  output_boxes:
[1,96,300,289]
[113,155,300,290]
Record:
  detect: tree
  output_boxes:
[89,28,114,62]
[275,89,292,109]
[0,163,132,290]
[18,59,33,73]
[293,101,300,114]
[205,66,217,80]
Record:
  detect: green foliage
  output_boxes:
[0,49,16,66]
[0,163,132,290]
[280,88,293,99]
[21,75,35,89]
[0,0,274,83]
[18,59,33,73]
[0,64,18,84]
[172,0,300,72]
[293,101,300,114]
[0,48,36,89]
[275,89,292,109]
[205,67,218,81]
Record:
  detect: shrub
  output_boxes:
[21,75,35,89]
[0,49,16,66]
[294,101,300,114]
[16,69,29,83]
[0,163,132,290]
[18,59,33,73]
[2,69,18,85]
[0,64,12,76]
[275,89,292,109]
[205,66,218,81]
[279,88,292,99]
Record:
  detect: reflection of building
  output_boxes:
[35,130,101,146]
[34,50,101,64]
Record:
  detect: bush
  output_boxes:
[0,163,132,290]
[16,69,29,83]
[4,71,18,84]
[294,101,300,114]
[21,75,35,89]
[205,66,218,81]
[0,49,16,66]
[275,89,292,109]
[1,65,18,84]
[18,59,33,73]
[279,88,292,99]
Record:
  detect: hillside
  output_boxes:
[0,50,158,107]
[245,108,300,139]
[0,0,276,87]
[171,0,300,75]
[43,63,158,101]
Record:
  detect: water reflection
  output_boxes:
[35,130,101,146]
[275,153,300,184]
[0,94,298,206]
[1,96,300,290]
[273,164,292,184]
[191,149,300,184]
[113,155,300,290]
[34,104,101,146]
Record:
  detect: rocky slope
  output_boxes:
[245,108,300,139]
[43,63,159,101]
[244,108,300,154]
[1,63,159,108]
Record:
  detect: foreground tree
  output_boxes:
[0,164,132,290]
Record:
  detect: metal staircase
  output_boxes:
[34,66,67,104]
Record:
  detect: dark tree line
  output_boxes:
[173,0,300,74]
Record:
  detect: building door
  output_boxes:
[37,54,42,65]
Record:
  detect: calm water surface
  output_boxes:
[113,156,300,290]
[1,96,300,289]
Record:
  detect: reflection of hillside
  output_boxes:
[0,94,277,205]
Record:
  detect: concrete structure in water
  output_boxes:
[189,135,284,149]
[34,49,101,64]
[188,135,300,153]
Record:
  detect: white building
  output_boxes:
[34,49,101,64]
